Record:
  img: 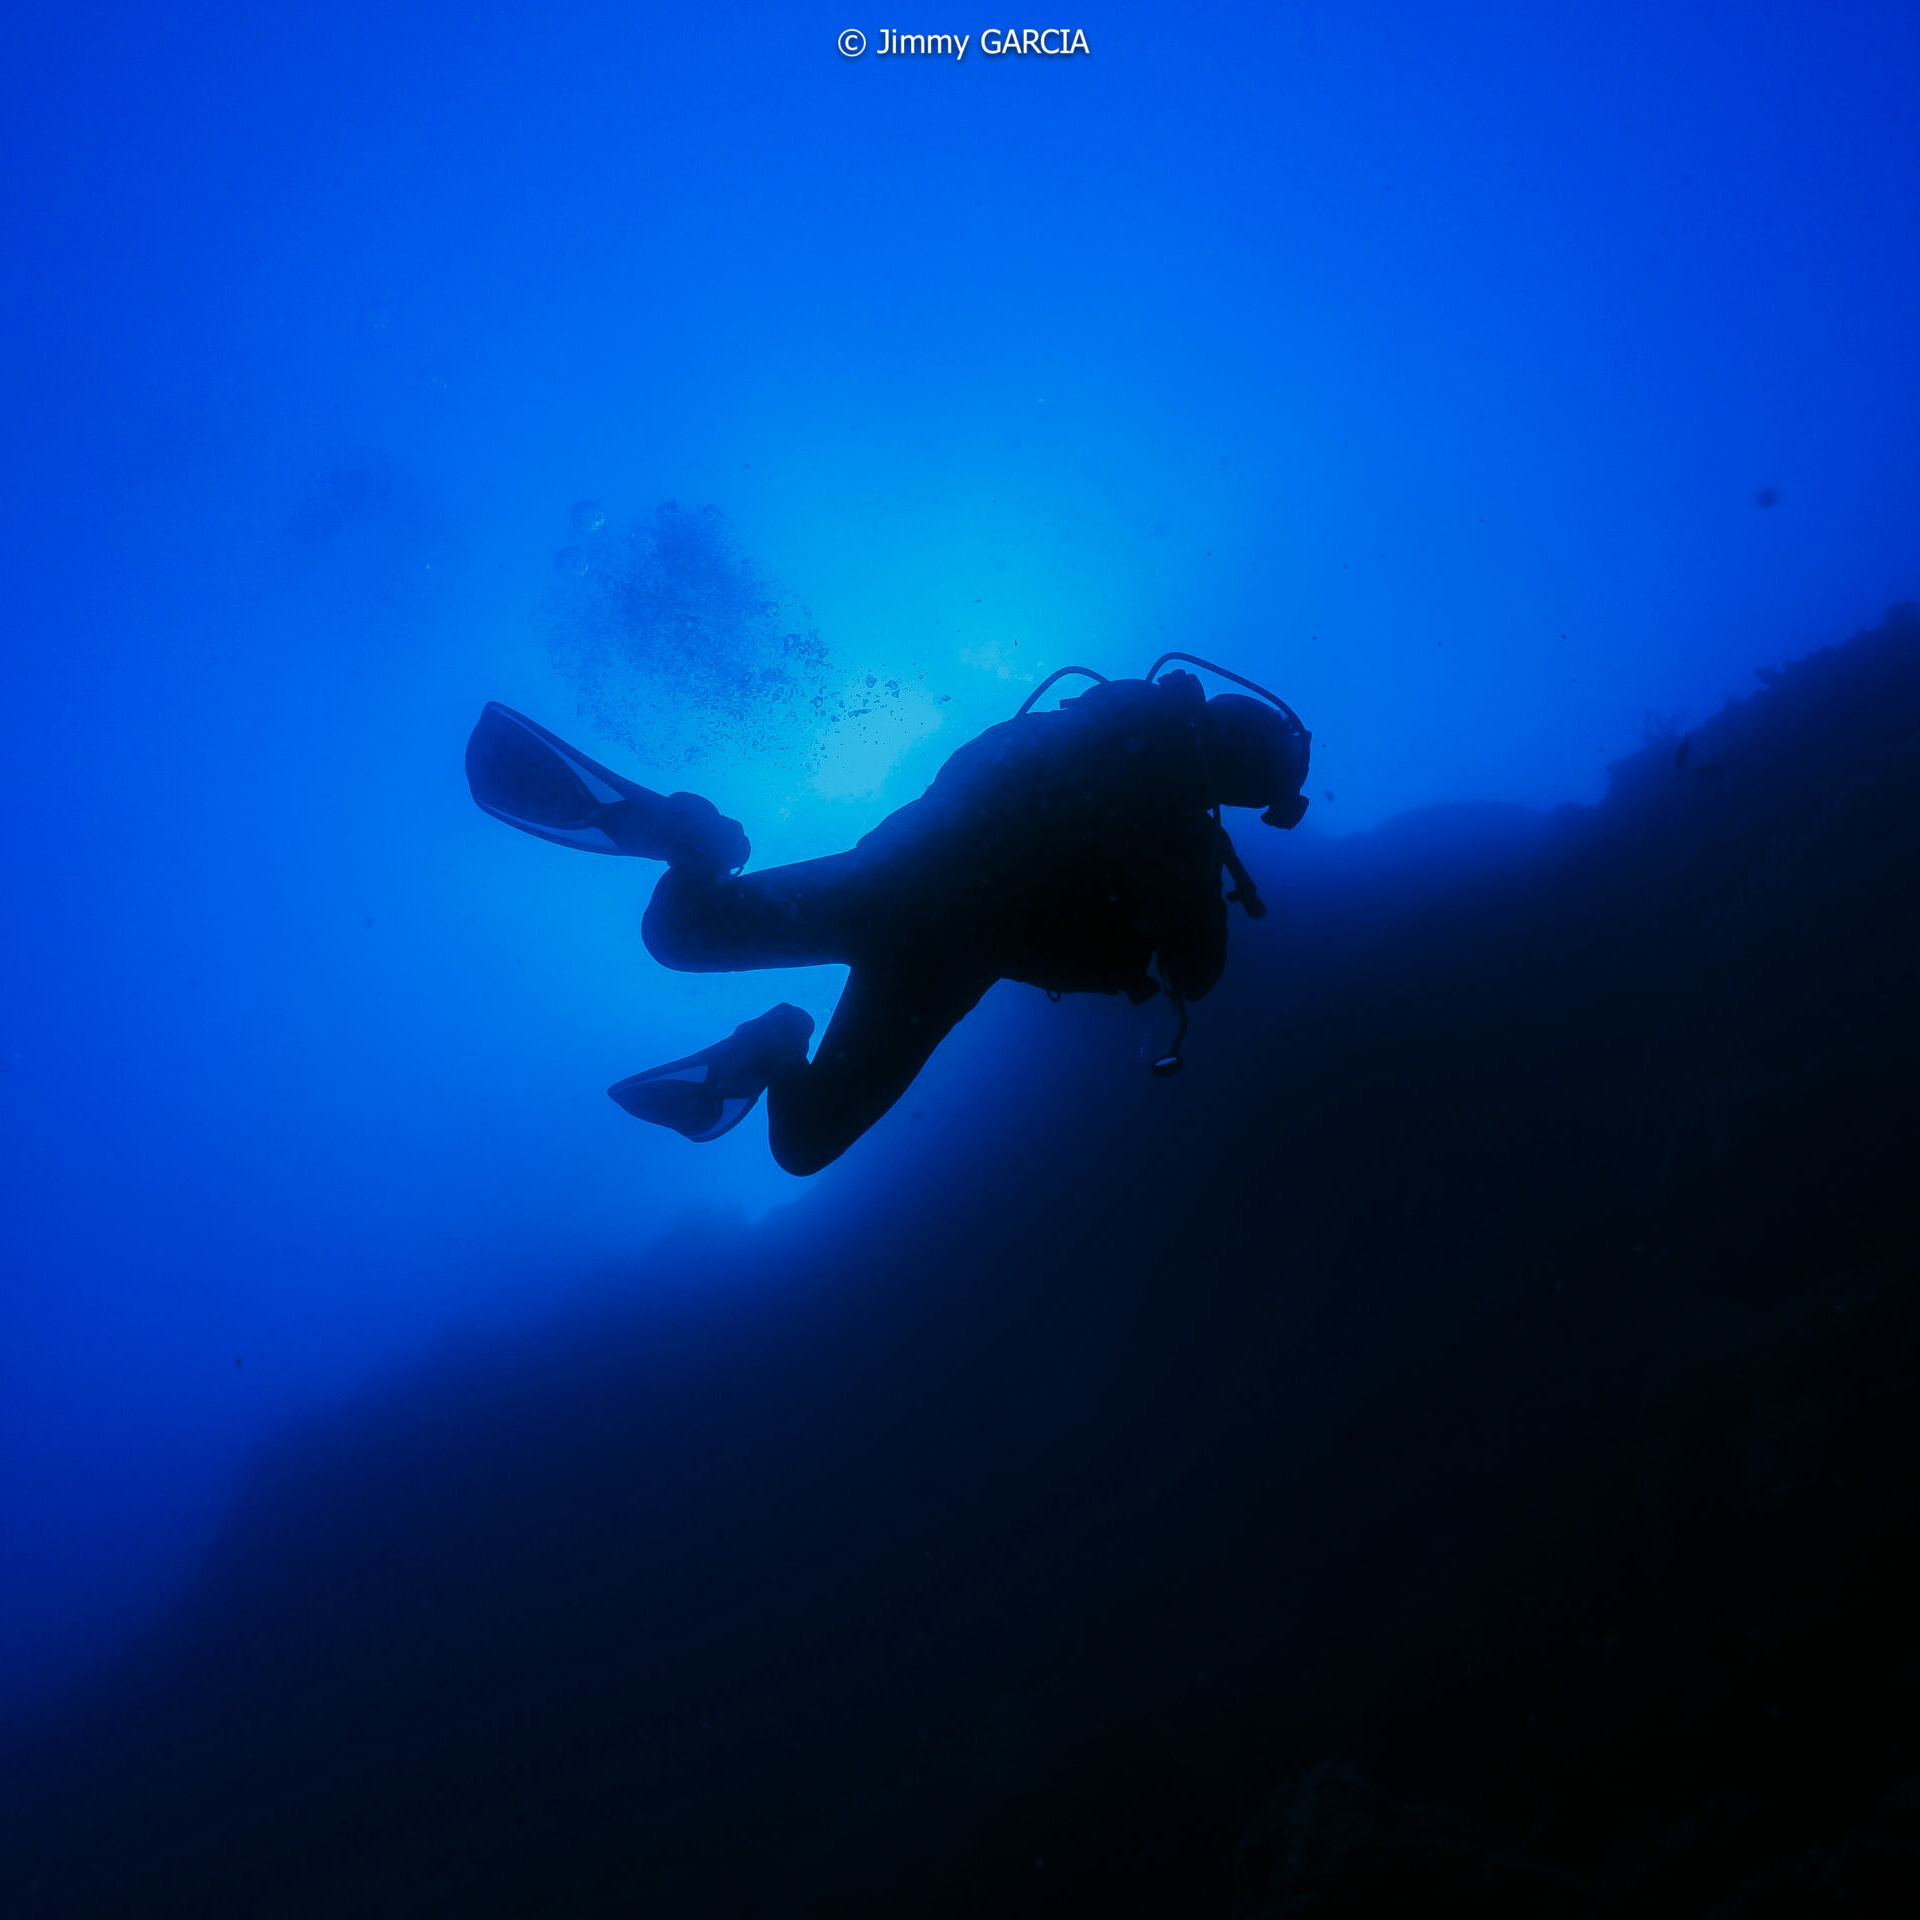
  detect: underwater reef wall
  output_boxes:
[3,607,1918,1917]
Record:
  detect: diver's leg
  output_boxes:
[606,966,986,1168]
[642,852,872,975]
[763,963,994,1177]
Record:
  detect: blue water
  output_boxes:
[3,0,1917,1737]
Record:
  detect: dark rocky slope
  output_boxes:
[4,607,1918,1918]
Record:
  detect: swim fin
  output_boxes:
[465,702,749,869]
[608,1004,814,1144]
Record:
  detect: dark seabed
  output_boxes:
[4,609,1918,1917]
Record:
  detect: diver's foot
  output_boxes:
[607,1004,815,1144]
[725,1002,817,1082]
[654,791,751,876]
[465,702,750,870]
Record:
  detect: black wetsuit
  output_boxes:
[641,671,1232,1174]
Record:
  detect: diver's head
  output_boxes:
[1198,693,1311,828]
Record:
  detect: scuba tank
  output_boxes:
[1015,651,1311,1078]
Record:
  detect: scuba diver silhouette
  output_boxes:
[466,657,1311,1175]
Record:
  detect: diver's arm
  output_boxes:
[1155,864,1230,1002]
[1216,822,1266,919]
[1157,914,1228,1001]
